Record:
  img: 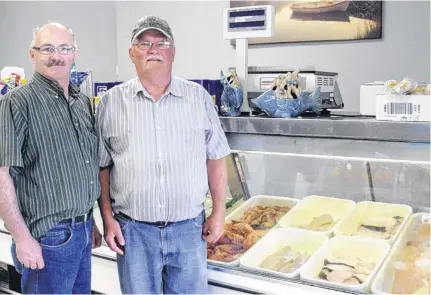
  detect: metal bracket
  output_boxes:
[232,152,252,201]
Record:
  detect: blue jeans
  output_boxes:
[11,218,93,294]
[116,211,208,294]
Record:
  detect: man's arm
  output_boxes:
[94,93,124,254]
[201,87,231,243]
[0,167,31,240]
[0,167,44,269]
[207,158,227,217]
[203,158,228,243]
[98,166,113,219]
[98,166,125,255]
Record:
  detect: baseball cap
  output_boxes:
[131,16,174,44]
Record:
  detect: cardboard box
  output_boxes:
[360,82,385,116]
[376,94,431,121]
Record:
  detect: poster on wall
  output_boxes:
[230,1,383,44]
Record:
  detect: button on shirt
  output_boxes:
[96,76,231,222]
[0,72,100,238]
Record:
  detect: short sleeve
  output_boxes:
[0,94,27,170]
[95,94,113,167]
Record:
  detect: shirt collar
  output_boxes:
[32,71,80,97]
[166,76,183,97]
[133,76,184,99]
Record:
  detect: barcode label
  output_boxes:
[421,214,431,224]
[384,102,413,115]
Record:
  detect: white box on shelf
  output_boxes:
[360,82,385,116]
[376,94,431,122]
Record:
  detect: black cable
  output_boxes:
[366,162,376,202]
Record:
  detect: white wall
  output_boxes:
[115,1,234,82]
[0,1,118,82]
[0,5,4,68]
[1,1,429,112]
[115,1,430,112]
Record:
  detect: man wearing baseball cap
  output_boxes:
[96,16,231,294]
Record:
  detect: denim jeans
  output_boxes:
[116,210,208,294]
[11,218,93,294]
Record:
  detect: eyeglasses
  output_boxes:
[133,41,173,50]
[32,45,76,55]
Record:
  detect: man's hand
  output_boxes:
[103,216,125,256]
[92,223,103,249]
[15,235,44,270]
[202,212,224,243]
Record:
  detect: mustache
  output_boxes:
[147,54,163,62]
[46,59,66,67]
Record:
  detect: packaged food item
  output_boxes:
[384,77,430,95]
[0,81,6,95]
[0,72,27,96]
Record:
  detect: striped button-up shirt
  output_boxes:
[96,76,231,222]
[0,72,100,238]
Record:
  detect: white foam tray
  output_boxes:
[240,227,328,279]
[300,235,391,293]
[371,212,430,295]
[208,195,300,267]
[278,195,356,237]
[333,201,413,245]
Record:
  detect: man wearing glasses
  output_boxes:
[97,16,230,294]
[0,22,102,294]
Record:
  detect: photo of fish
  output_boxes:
[230,1,383,44]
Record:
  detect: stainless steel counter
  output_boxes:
[219,116,430,143]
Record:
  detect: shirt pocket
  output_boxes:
[174,124,205,156]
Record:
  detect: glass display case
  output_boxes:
[2,116,428,294]
[204,116,430,294]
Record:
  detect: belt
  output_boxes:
[118,212,173,228]
[59,209,93,224]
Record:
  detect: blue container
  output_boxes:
[208,80,221,113]
[189,79,221,114]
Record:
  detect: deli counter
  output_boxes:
[207,116,430,295]
[0,116,430,295]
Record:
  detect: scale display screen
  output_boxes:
[228,8,267,32]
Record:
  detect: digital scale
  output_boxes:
[223,5,275,115]
[234,66,345,115]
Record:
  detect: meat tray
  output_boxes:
[207,195,300,267]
